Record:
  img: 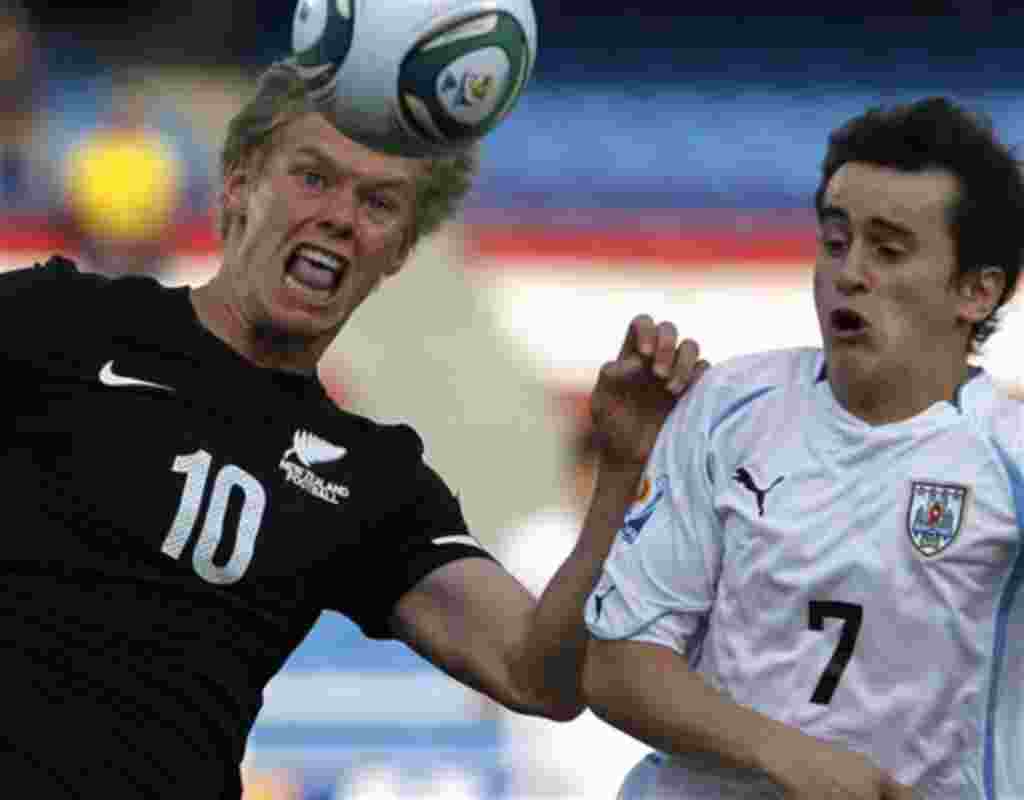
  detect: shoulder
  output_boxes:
[0,258,111,357]
[314,404,430,480]
[0,255,170,316]
[705,346,820,394]
[673,347,820,432]
[960,370,1024,460]
[328,410,425,461]
[0,255,98,297]
[650,348,818,474]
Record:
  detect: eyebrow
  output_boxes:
[293,146,413,190]
[818,205,917,240]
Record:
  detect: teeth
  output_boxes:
[284,274,332,296]
[296,246,342,273]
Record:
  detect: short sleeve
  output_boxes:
[586,377,723,658]
[327,427,495,638]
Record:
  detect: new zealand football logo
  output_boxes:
[907,481,968,557]
[280,430,350,505]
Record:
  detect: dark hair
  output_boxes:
[815,97,1024,349]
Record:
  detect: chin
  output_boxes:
[267,288,344,330]
[827,343,881,383]
[256,306,339,345]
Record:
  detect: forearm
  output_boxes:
[583,639,810,784]
[515,464,644,720]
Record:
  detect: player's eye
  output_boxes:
[300,170,328,191]
[876,244,907,262]
[820,236,847,257]
[364,193,401,218]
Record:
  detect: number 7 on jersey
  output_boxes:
[808,600,863,705]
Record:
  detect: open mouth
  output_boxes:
[830,308,869,337]
[284,245,348,299]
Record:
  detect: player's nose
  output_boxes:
[319,186,356,239]
[834,239,870,295]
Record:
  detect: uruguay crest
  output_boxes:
[907,481,968,557]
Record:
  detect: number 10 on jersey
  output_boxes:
[161,450,267,585]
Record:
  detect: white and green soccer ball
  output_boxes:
[291,0,538,157]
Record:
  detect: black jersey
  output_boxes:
[0,257,490,799]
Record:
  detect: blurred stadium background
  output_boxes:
[5,0,1024,797]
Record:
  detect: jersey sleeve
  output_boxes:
[326,426,495,639]
[586,375,723,658]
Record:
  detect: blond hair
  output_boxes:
[218,61,480,243]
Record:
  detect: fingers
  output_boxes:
[617,315,709,395]
[620,314,680,369]
[651,321,680,379]
[667,351,710,395]
[618,314,657,359]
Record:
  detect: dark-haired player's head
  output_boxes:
[815,97,1024,351]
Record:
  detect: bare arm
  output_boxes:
[583,639,917,799]
[389,461,657,720]
[390,315,708,720]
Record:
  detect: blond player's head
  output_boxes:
[218,61,480,247]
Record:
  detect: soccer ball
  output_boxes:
[291,0,538,158]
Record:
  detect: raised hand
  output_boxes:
[589,314,708,469]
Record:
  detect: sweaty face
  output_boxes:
[814,162,971,397]
[222,113,421,345]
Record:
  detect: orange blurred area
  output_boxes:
[241,768,303,800]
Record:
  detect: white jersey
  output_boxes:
[587,347,1024,800]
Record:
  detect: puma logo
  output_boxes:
[733,467,784,517]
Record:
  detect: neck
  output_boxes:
[190,278,324,376]
[828,357,971,425]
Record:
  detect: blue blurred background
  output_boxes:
[5,2,1024,797]
[19,1,1024,218]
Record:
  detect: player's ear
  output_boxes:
[384,226,418,277]
[222,168,250,214]
[956,266,1005,324]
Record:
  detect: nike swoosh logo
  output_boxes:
[99,361,174,392]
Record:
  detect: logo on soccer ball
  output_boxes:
[436,48,510,126]
[467,72,495,104]
[292,0,535,156]
[907,481,968,556]
[441,69,495,107]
